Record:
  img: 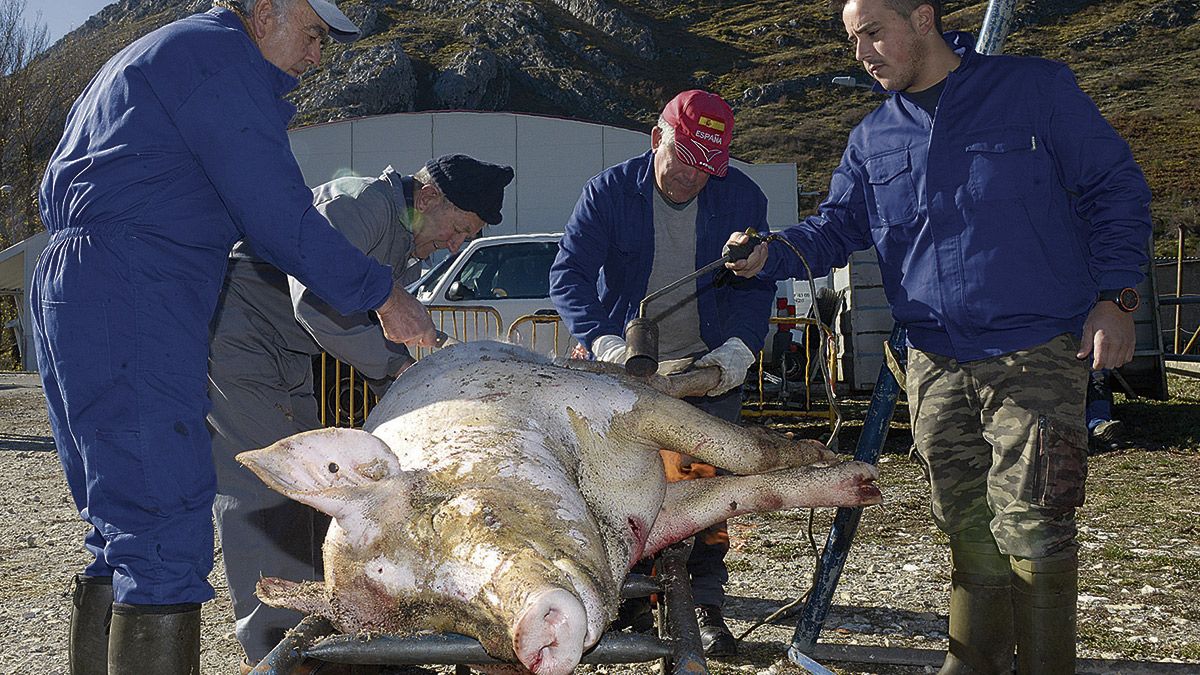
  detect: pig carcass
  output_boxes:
[237,341,880,675]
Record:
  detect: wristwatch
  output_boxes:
[1098,287,1140,313]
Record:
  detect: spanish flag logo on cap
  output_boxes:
[698,116,726,132]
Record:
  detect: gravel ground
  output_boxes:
[2,371,1198,674]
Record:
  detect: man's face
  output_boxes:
[843,0,929,92]
[651,127,710,205]
[255,0,328,78]
[411,188,487,260]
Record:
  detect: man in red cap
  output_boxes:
[550,90,776,656]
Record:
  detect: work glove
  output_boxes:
[695,337,755,396]
[590,334,628,364]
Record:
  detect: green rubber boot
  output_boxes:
[1012,551,1077,675]
[108,603,201,675]
[938,529,1015,675]
[69,575,113,675]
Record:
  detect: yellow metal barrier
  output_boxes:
[416,304,505,359]
[506,312,580,359]
[317,305,506,428]
[316,353,380,428]
[742,316,839,427]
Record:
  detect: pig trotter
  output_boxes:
[256,577,331,617]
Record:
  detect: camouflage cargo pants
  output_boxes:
[908,334,1089,559]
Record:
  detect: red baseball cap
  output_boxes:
[661,90,734,177]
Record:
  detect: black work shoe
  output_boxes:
[695,604,737,657]
[1089,419,1125,454]
[611,596,655,633]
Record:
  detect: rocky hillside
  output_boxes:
[25,0,1200,252]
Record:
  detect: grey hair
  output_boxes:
[413,166,439,191]
[655,116,676,147]
[243,0,296,20]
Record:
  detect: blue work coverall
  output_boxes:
[31,8,393,607]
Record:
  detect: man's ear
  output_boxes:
[911,3,936,36]
[650,125,663,151]
[414,183,442,213]
[249,0,277,39]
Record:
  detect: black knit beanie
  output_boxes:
[424,154,515,225]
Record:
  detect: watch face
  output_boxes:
[1118,287,1140,312]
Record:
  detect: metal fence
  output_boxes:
[315,306,506,428]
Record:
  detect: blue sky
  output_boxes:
[24,0,112,46]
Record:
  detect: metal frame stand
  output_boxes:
[789,325,907,662]
[250,541,708,674]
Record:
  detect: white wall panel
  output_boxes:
[288,123,353,186]
[737,162,798,232]
[602,126,651,168]
[350,114,433,178]
[430,112,518,165]
[514,116,605,234]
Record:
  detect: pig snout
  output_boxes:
[512,588,587,675]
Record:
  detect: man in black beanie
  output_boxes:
[209,154,513,672]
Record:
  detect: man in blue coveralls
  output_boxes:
[726,1,1151,672]
[31,1,436,672]
[549,90,776,657]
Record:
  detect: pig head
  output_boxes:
[237,341,881,675]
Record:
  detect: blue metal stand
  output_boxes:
[789,325,907,659]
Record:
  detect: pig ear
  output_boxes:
[237,428,402,501]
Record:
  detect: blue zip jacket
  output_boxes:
[761,33,1152,361]
[39,8,392,321]
[550,150,775,354]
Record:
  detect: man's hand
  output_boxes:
[1077,301,1136,370]
[695,337,756,396]
[374,281,437,347]
[723,232,768,278]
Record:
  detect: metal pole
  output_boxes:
[789,324,906,657]
[976,0,1018,55]
[656,540,708,675]
[1175,226,1184,354]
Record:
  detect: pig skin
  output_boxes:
[237,341,881,675]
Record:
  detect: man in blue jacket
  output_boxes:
[550,89,776,656]
[32,1,436,672]
[727,1,1151,672]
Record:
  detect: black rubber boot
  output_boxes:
[938,529,1015,675]
[69,575,113,675]
[108,602,202,675]
[1012,550,1077,675]
[695,604,737,657]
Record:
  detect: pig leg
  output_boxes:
[629,399,836,474]
[641,462,882,557]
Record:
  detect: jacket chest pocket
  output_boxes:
[964,129,1047,202]
[865,149,917,226]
